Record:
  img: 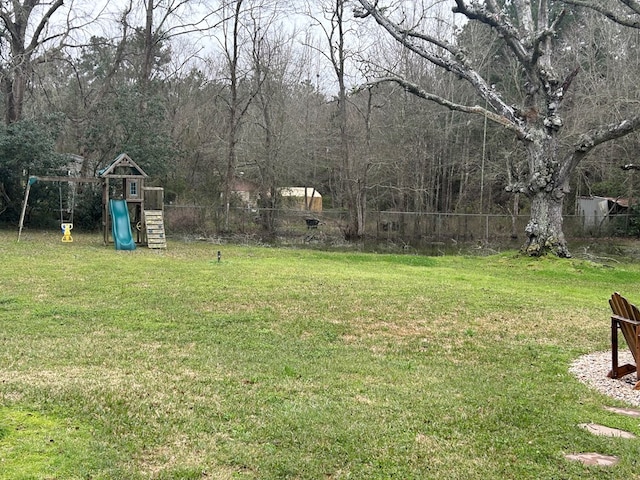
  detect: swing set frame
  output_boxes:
[17,175,102,242]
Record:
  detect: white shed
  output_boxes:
[280,187,322,212]
[577,196,628,227]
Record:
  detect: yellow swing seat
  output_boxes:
[61,223,73,243]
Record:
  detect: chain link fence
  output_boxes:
[164,204,639,251]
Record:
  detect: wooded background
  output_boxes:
[2,0,640,248]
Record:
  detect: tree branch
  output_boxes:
[576,116,640,152]
[26,0,65,54]
[560,0,640,28]
[356,77,527,138]
[453,0,530,64]
[560,115,640,181]
[355,0,526,133]
[531,9,566,67]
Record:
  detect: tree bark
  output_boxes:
[3,64,26,124]
[524,192,568,256]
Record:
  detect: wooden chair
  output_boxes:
[608,292,640,389]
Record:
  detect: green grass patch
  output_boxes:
[2,231,640,478]
[0,407,101,479]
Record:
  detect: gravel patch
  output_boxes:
[569,351,640,407]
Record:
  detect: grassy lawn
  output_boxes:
[1,230,640,479]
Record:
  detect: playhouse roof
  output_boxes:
[98,153,148,178]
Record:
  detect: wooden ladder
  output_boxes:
[144,210,167,249]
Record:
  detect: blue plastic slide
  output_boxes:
[109,199,136,250]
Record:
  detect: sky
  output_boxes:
[17,0,464,94]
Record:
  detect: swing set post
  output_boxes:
[17,176,37,242]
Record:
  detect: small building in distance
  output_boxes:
[280,187,322,212]
[577,196,629,228]
[231,178,260,209]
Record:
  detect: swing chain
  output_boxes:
[59,181,76,225]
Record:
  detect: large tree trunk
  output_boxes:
[523,192,569,257]
[3,67,26,124]
[521,128,572,256]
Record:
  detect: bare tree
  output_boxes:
[329,0,362,238]
[306,0,369,239]
[247,17,293,232]
[217,0,275,230]
[221,0,248,229]
[354,0,640,256]
[134,0,223,93]
[0,0,72,124]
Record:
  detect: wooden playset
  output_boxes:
[18,153,166,249]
